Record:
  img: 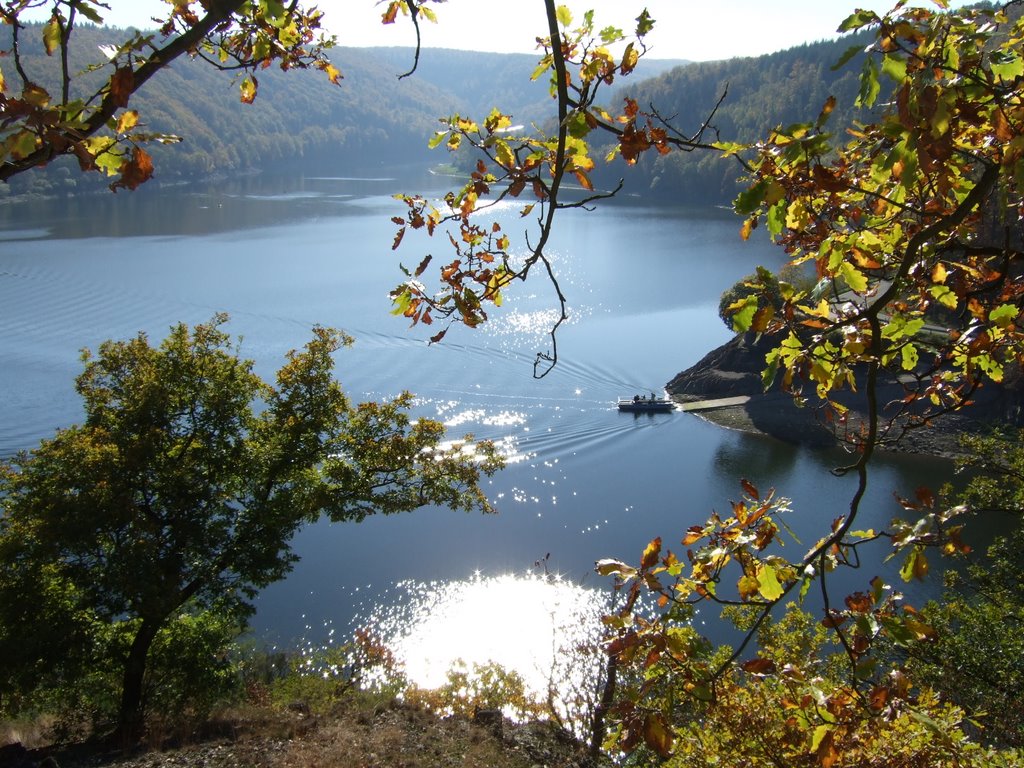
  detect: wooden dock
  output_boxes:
[679,395,751,412]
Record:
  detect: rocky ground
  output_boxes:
[1,701,600,768]
[666,331,1024,458]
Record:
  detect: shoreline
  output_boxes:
[666,333,1023,460]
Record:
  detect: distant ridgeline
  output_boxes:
[0,21,873,202]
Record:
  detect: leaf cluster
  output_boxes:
[724,3,1024,441]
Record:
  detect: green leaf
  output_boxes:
[929,284,958,310]
[756,562,784,601]
[899,546,929,582]
[72,1,106,24]
[734,179,769,216]
[990,303,1019,328]
[990,50,1024,82]
[766,200,786,239]
[7,130,38,160]
[857,56,881,107]
[838,9,878,32]
[762,355,780,391]
[729,295,759,333]
[635,9,655,37]
[900,343,919,371]
[832,43,862,72]
[881,54,907,82]
[810,724,831,753]
[839,261,868,292]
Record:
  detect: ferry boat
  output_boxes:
[617,394,675,413]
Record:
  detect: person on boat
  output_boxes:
[633,395,640,403]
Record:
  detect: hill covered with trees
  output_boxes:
[2,19,864,203]
[599,31,875,201]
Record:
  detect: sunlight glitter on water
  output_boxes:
[363,573,610,717]
[441,408,528,429]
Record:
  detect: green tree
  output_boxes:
[0,315,501,740]
[893,427,1024,749]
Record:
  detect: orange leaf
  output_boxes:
[111,146,153,191]
[844,592,872,613]
[640,537,662,570]
[109,67,134,108]
[681,526,704,546]
[381,1,400,24]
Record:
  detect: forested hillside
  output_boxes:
[0,25,461,198]
[599,31,875,201]
[2,21,868,203]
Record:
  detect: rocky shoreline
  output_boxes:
[666,332,1024,458]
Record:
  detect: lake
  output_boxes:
[0,172,953,697]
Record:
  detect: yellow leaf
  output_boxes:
[495,140,515,169]
[43,14,62,57]
[556,5,572,27]
[785,199,811,230]
[239,77,257,104]
[116,110,139,134]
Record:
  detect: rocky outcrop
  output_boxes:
[666,332,1024,456]
[666,332,777,399]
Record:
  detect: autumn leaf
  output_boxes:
[116,110,140,135]
[109,67,134,108]
[643,714,673,758]
[381,1,400,24]
[742,657,777,676]
[111,146,154,191]
[240,76,258,104]
[43,14,62,56]
[640,537,662,570]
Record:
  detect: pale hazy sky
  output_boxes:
[41,1,964,62]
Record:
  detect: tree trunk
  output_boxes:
[116,618,160,746]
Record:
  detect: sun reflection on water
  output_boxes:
[361,572,610,721]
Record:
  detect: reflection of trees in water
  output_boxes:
[711,430,800,488]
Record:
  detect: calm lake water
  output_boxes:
[0,172,954,692]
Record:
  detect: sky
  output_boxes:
[46,0,961,62]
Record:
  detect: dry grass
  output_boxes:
[2,695,596,768]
